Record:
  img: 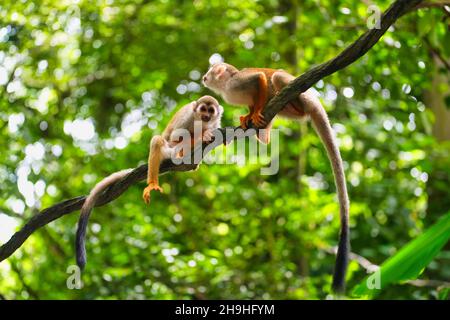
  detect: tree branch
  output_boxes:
[0,0,423,263]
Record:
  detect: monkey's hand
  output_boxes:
[142,183,163,204]
[202,129,214,142]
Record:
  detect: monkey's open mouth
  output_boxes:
[202,115,211,122]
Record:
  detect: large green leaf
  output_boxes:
[353,212,450,298]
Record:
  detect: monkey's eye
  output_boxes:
[200,105,207,112]
[208,107,215,114]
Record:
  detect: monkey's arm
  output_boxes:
[249,70,295,145]
[250,71,269,128]
[228,70,268,129]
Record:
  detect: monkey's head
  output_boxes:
[202,63,238,93]
[193,95,223,123]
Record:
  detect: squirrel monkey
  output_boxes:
[142,95,223,204]
[202,62,350,293]
[75,95,223,270]
[202,63,307,144]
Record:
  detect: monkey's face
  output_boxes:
[194,100,220,123]
[202,63,231,93]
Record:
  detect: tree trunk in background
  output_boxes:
[279,0,298,68]
[424,56,450,229]
[424,57,450,141]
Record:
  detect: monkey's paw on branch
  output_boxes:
[142,183,163,204]
[250,111,267,128]
[239,112,266,130]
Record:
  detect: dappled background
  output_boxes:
[0,0,449,299]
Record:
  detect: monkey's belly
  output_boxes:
[223,91,253,106]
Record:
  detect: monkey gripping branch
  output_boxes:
[0,0,423,263]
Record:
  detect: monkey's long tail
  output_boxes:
[75,169,133,270]
[306,97,350,294]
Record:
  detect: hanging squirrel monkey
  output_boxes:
[142,95,223,204]
[202,62,350,293]
[75,95,223,270]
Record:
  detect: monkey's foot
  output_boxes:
[251,112,266,128]
[142,183,163,204]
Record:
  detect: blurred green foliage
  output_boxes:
[0,0,449,299]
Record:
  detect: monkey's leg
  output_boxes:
[170,138,185,159]
[229,71,267,129]
[272,71,306,118]
[143,135,166,204]
[256,120,273,144]
[271,70,295,91]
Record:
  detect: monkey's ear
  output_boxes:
[193,101,199,112]
[214,65,227,79]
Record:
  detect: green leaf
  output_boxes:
[438,287,450,300]
[352,212,450,299]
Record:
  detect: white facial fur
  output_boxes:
[193,98,223,127]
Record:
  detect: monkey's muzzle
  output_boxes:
[202,115,211,122]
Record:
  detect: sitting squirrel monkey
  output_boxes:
[202,62,350,294]
[142,95,223,204]
[75,95,223,270]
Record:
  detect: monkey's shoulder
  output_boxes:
[241,67,280,77]
[163,103,195,134]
